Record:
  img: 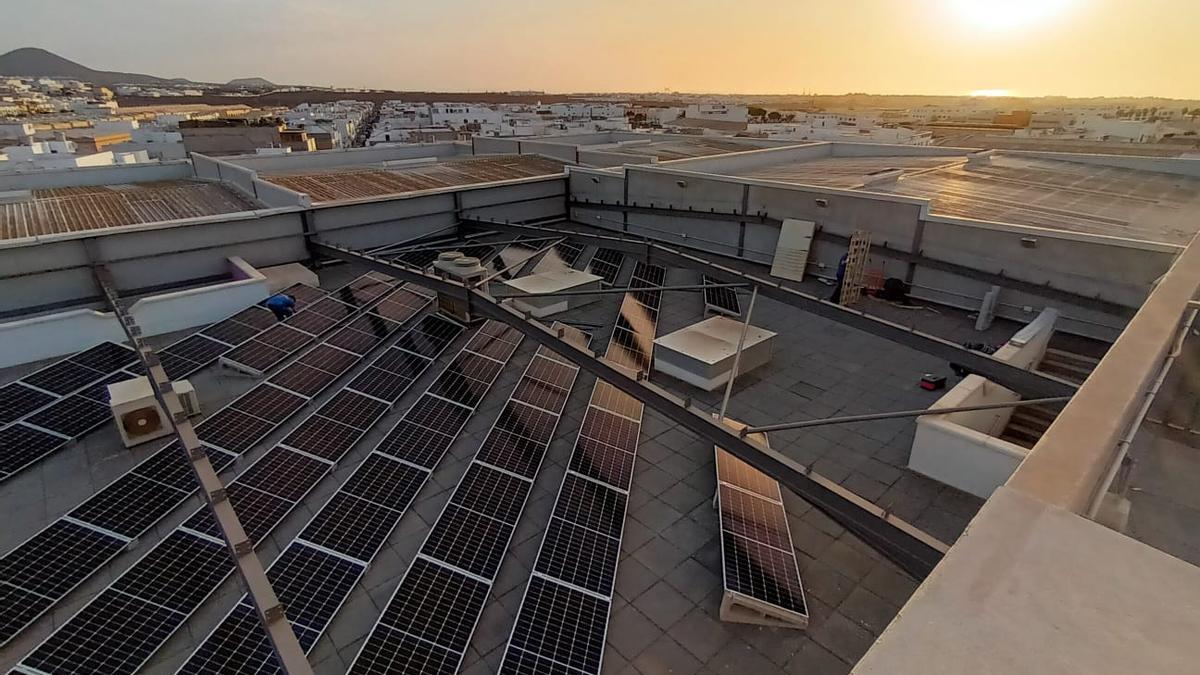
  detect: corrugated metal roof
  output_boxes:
[616,138,765,161]
[0,180,259,240]
[260,155,564,203]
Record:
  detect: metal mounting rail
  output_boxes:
[310,240,946,579]
[89,266,313,675]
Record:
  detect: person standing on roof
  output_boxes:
[265,293,296,321]
[829,253,849,303]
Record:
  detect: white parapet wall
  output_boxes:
[0,257,269,368]
[909,308,1059,498]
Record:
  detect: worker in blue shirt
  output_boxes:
[265,293,296,321]
[829,253,849,303]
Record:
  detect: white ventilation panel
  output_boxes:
[652,316,777,391]
[770,218,815,282]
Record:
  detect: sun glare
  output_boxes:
[947,0,1073,31]
[970,89,1013,97]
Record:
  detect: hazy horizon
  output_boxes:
[8,0,1197,99]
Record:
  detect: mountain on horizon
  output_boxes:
[0,47,194,86]
[226,77,276,89]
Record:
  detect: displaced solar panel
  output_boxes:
[587,247,624,286]
[499,266,665,675]
[349,328,585,675]
[703,274,742,316]
[714,433,808,628]
[180,323,515,674]
[1,274,412,652]
[533,241,585,273]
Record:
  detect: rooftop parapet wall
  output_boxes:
[0,161,194,191]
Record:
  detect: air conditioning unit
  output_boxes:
[109,376,200,448]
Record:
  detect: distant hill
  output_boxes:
[0,47,191,86]
[226,77,275,89]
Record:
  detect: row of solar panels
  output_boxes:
[351,324,585,675]
[15,289,450,674]
[182,320,522,674]
[0,274,409,649]
[499,261,667,674]
[0,280,340,482]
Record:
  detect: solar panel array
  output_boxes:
[0,281,344,483]
[0,341,137,481]
[499,263,666,675]
[714,436,808,628]
[390,242,497,270]
[702,274,742,317]
[221,276,398,375]
[0,275,411,649]
[586,248,624,287]
[13,287,441,675]
[348,324,585,675]
[533,242,585,273]
[179,320,520,674]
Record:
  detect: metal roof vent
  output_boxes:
[861,168,904,187]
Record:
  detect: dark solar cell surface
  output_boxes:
[452,463,530,525]
[0,423,65,474]
[76,372,134,403]
[0,519,127,598]
[222,340,288,373]
[177,602,318,675]
[256,324,313,353]
[370,299,422,323]
[404,395,471,436]
[0,382,56,424]
[184,483,294,545]
[68,341,136,373]
[493,401,560,445]
[237,447,330,502]
[587,248,624,286]
[69,473,191,538]
[134,443,237,491]
[162,334,230,365]
[375,420,457,469]
[346,314,401,338]
[372,347,432,379]
[26,394,113,437]
[535,517,620,596]
[476,429,546,480]
[300,493,403,563]
[342,454,428,511]
[229,306,277,330]
[320,390,390,430]
[0,584,52,647]
[352,624,460,675]
[309,297,357,320]
[721,531,808,616]
[424,504,512,579]
[157,350,205,380]
[22,360,106,396]
[568,435,636,491]
[378,558,488,652]
[283,309,341,336]
[195,407,276,454]
[465,332,519,362]
[299,344,361,375]
[703,274,741,315]
[718,484,793,554]
[270,362,338,398]
[111,531,232,613]
[507,576,608,674]
[553,471,628,540]
[282,415,365,462]
[267,543,365,630]
[326,326,385,355]
[201,318,259,346]
[230,385,307,424]
[22,587,186,675]
[348,367,413,403]
[578,406,641,451]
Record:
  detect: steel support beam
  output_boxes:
[457,219,1078,399]
[310,240,946,579]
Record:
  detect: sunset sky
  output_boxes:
[10,0,1198,98]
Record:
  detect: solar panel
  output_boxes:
[236,447,331,502]
[0,382,56,424]
[504,576,608,674]
[320,390,389,430]
[282,415,365,462]
[326,325,386,355]
[373,347,433,378]
[134,443,237,491]
[0,519,127,599]
[21,585,186,675]
[350,334,582,675]
[371,298,423,323]
[404,395,472,436]
[587,248,624,286]
[375,420,457,469]
[68,341,137,373]
[464,331,520,362]
[255,324,314,353]
[266,542,365,630]
[300,493,405,563]
[282,282,328,307]
[282,309,341,336]
[221,340,289,374]
[229,305,278,330]
[22,360,106,396]
[500,268,664,674]
[703,274,742,316]
[0,583,53,648]
[161,334,232,366]
[69,472,192,538]
[25,394,111,437]
[178,602,318,675]
[346,313,401,338]
[342,454,427,510]
[309,297,358,320]
[714,425,808,627]
[348,367,414,403]
[201,317,260,346]
[76,372,134,404]
[183,483,294,546]
[0,423,66,475]
[269,362,339,397]
[111,531,232,613]
[534,242,585,273]
[196,408,277,454]
[299,344,361,375]
[535,516,620,596]
[229,384,307,424]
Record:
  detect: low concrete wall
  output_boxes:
[994,308,1059,369]
[253,177,311,208]
[0,257,269,367]
[223,142,465,172]
[911,375,1025,499]
[577,149,656,167]
[657,142,832,174]
[1004,149,1200,178]
[0,161,194,190]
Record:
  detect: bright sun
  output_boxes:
[946,0,1073,31]
[970,89,1013,97]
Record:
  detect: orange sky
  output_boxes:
[13,0,1199,98]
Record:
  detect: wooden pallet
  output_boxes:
[838,230,872,306]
